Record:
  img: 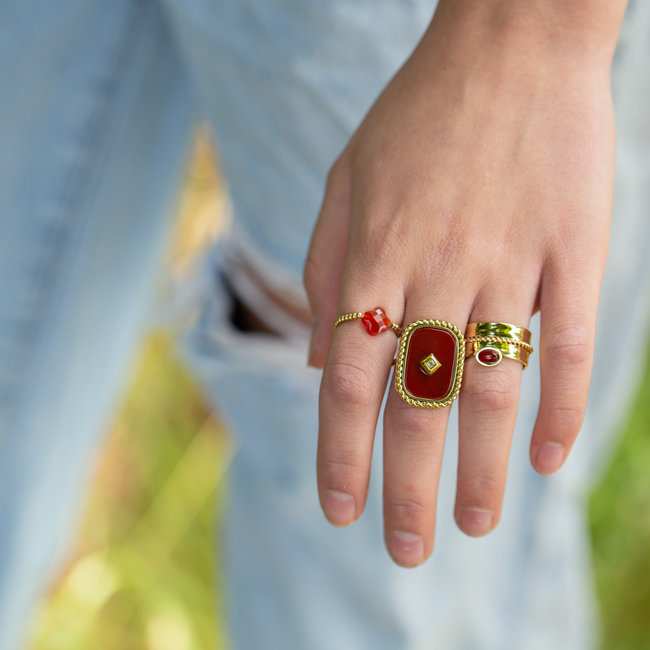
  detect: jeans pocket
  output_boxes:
[180,251,322,502]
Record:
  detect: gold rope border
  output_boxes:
[465,335,534,353]
[394,319,465,409]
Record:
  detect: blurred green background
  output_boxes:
[27,133,650,650]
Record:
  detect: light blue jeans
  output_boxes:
[1,1,650,649]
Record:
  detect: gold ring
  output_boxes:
[464,322,533,368]
[333,307,402,336]
[394,319,465,408]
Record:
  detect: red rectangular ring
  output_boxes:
[394,319,465,408]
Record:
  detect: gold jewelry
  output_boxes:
[333,312,364,327]
[333,307,402,336]
[465,322,532,341]
[394,319,465,408]
[464,321,533,368]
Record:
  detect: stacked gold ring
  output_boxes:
[332,310,535,407]
[464,322,533,368]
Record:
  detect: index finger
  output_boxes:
[317,291,403,526]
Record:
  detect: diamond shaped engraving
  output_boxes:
[419,353,441,376]
[395,320,464,408]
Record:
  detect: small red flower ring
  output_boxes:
[333,307,402,336]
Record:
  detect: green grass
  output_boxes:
[589,348,650,650]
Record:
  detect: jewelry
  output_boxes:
[464,322,533,368]
[333,307,402,336]
[394,319,465,408]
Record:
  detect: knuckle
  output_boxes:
[463,370,518,413]
[546,326,592,367]
[388,400,441,439]
[410,218,474,287]
[543,404,584,434]
[353,213,404,277]
[388,496,428,525]
[350,147,385,183]
[549,211,604,257]
[463,473,502,501]
[425,225,468,281]
[323,359,376,409]
[320,456,362,488]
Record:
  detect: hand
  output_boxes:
[304,1,626,567]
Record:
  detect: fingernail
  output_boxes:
[458,508,494,537]
[390,531,425,567]
[323,490,356,526]
[535,442,565,475]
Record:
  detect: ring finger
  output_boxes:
[455,282,537,536]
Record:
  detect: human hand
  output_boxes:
[304,0,627,567]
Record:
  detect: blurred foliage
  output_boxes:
[164,126,228,278]
[27,129,650,649]
[29,334,232,650]
[589,351,650,650]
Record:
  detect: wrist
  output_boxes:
[423,0,627,78]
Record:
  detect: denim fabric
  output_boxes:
[1,0,649,649]
[0,2,193,648]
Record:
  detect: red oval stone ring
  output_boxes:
[394,319,465,408]
[333,307,402,336]
[464,322,534,369]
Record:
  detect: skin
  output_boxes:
[304,0,629,567]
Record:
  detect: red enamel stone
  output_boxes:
[404,326,458,400]
[477,347,501,366]
[361,307,391,335]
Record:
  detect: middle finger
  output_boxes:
[383,288,470,567]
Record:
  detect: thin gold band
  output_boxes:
[333,311,402,335]
[333,312,364,328]
[465,336,534,353]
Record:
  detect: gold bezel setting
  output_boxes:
[394,319,465,408]
[474,345,503,367]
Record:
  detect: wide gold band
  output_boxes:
[465,321,532,343]
[464,321,534,369]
